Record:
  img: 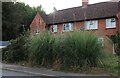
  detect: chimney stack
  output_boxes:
[82,0,88,8]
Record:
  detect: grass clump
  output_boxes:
[29,31,104,70]
[56,31,103,70]
[29,32,55,67]
[103,54,119,76]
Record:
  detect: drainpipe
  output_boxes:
[83,6,87,32]
[73,13,76,30]
[113,43,116,54]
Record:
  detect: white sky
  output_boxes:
[18,0,111,14]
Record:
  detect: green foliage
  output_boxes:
[2,2,46,41]
[103,54,118,75]
[29,31,104,69]
[110,32,120,55]
[2,30,118,74]
[55,31,103,69]
[2,31,30,63]
[29,32,55,66]
[2,2,20,40]
[33,5,46,14]
[115,32,120,55]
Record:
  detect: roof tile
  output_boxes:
[41,2,119,25]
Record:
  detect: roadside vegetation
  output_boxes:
[2,31,30,63]
[29,31,103,68]
[2,31,119,75]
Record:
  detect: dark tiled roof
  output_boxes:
[118,1,120,11]
[39,12,48,23]
[43,2,119,25]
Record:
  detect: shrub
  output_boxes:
[2,31,30,63]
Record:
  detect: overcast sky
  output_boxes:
[18,0,111,14]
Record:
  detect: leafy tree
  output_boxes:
[2,2,20,40]
[2,2,46,41]
[34,5,46,14]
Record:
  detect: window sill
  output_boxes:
[51,31,57,33]
[53,32,57,33]
[62,30,73,32]
[105,27,116,30]
[84,29,98,31]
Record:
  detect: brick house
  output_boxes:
[30,0,120,54]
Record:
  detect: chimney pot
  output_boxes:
[82,0,88,8]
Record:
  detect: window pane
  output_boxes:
[85,20,98,30]
[111,19,116,28]
[69,23,73,31]
[65,24,69,30]
[63,23,73,31]
[106,19,110,28]
[53,25,57,32]
[106,18,116,28]
[51,25,57,32]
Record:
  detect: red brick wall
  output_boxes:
[57,24,63,34]
[75,21,84,30]
[50,18,119,36]
[30,12,46,35]
[98,18,119,36]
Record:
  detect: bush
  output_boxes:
[2,31,30,63]
[29,31,104,69]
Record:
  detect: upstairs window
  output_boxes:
[106,18,116,28]
[85,20,98,30]
[63,23,73,32]
[51,25,57,32]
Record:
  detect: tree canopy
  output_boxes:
[2,2,46,41]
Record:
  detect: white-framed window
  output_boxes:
[85,20,98,30]
[34,27,40,34]
[106,18,116,28]
[51,25,57,32]
[63,23,73,32]
[98,37,104,47]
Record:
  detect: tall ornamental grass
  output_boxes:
[57,31,103,69]
[29,32,55,66]
[29,31,104,69]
